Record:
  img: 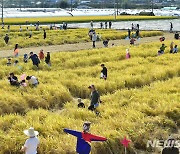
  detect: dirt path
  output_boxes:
[0,32,174,58]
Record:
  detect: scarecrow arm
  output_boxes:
[64,128,81,138]
[89,134,107,142]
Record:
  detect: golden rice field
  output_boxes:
[0,38,179,153]
[3,16,177,25]
[0,26,163,50]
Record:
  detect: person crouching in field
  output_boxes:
[21,127,40,154]
[159,37,165,42]
[29,52,40,68]
[8,73,19,86]
[158,44,167,55]
[7,58,12,66]
[26,76,39,87]
[130,37,136,45]
[100,64,107,80]
[77,98,85,108]
[88,85,101,115]
[103,39,109,47]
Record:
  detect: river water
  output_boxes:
[68,18,180,31]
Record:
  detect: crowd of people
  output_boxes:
[1,20,180,154]
[158,38,178,55]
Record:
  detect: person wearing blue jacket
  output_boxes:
[64,122,107,154]
[29,52,40,67]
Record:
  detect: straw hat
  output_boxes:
[24,127,39,137]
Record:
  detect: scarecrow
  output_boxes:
[64,122,107,154]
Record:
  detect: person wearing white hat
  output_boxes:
[21,127,40,154]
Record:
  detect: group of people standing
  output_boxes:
[90,20,112,29]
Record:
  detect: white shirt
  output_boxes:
[24,137,39,154]
[92,34,97,41]
[29,76,38,85]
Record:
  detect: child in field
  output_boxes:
[103,39,109,47]
[24,54,28,63]
[39,49,45,60]
[126,49,131,59]
[20,74,27,88]
[7,58,11,66]
[77,98,85,108]
[130,38,136,45]
[14,60,19,66]
[170,42,174,53]
[159,37,165,42]
[100,64,107,80]
[173,45,178,53]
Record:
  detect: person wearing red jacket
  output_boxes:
[64,121,107,154]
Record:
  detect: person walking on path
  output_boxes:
[29,30,32,38]
[4,34,9,44]
[100,64,107,80]
[128,29,131,39]
[7,25,10,32]
[100,22,103,29]
[92,32,97,48]
[105,21,107,29]
[43,30,46,39]
[21,127,40,154]
[29,52,40,67]
[14,44,19,57]
[109,21,112,29]
[90,21,93,29]
[63,122,107,154]
[170,22,173,32]
[137,24,139,30]
[136,29,140,38]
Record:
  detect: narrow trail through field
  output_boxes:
[0,32,174,58]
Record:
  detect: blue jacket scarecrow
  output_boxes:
[64,122,107,154]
